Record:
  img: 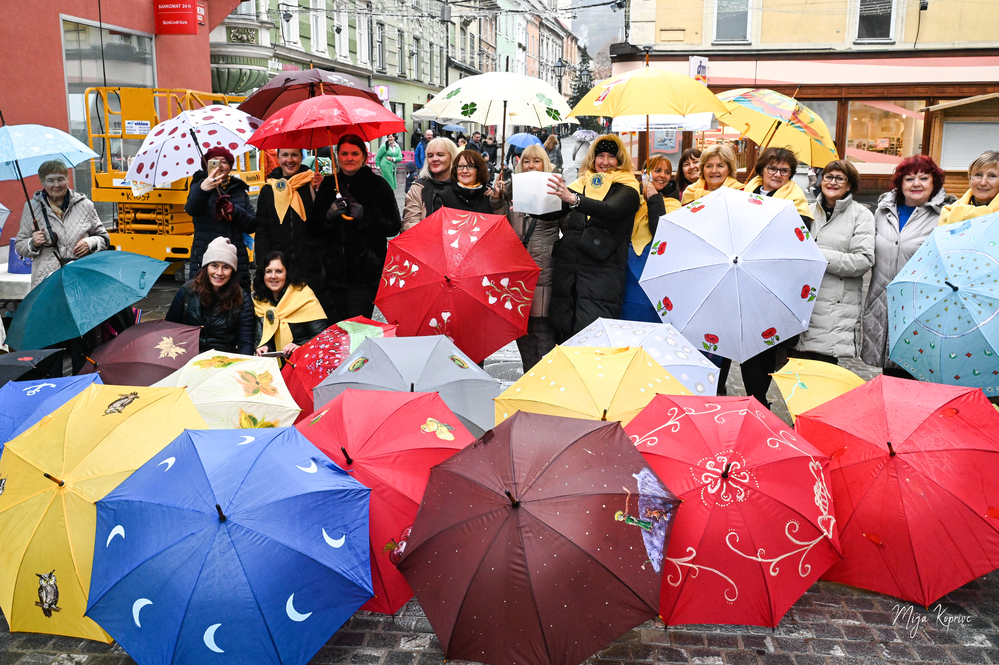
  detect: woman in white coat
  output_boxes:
[860,154,947,376]
[797,160,875,364]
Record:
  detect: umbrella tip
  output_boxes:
[601,409,608,421]
[43,473,65,487]
[341,447,354,465]
[504,490,521,509]
[887,441,896,457]
[721,462,732,479]
[216,504,227,523]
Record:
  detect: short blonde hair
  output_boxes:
[969,151,999,178]
[514,144,552,173]
[580,134,633,177]
[699,144,737,180]
[419,137,460,179]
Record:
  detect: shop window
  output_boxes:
[857,0,894,41]
[941,122,999,171]
[846,100,924,173]
[715,0,750,42]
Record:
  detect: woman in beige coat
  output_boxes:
[797,160,875,363]
[860,155,947,375]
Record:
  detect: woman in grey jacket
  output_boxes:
[860,155,947,376]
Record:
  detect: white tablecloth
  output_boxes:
[0,262,31,301]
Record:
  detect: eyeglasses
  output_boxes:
[971,173,999,182]
[455,164,476,171]
[42,176,69,186]
[822,174,848,184]
[765,165,792,177]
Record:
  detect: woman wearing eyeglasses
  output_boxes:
[742,148,812,223]
[860,155,947,376]
[448,150,506,215]
[939,151,999,226]
[794,160,876,367]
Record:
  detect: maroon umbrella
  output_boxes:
[237,69,380,120]
[79,320,200,386]
[397,412,678,665]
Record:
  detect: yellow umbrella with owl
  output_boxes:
[0,384,205,641]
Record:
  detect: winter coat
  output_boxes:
[796,194,875,359]
[375,142,402,189]
[547,145,563,173]
[185,172,255,290]
[15,189,110,288]
[622,191,680,323]
[414,140,428,170]
[506,185,567,318]
[165,281,255,355]
[860,187,946,368]
[481,141,499,165]
[549,182,641,339]
[402,177,505,230]
[254,166,324,295]
[313,166,402,289]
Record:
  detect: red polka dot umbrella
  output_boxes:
[124,105,262,188]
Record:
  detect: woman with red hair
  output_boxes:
[861,154,947,375]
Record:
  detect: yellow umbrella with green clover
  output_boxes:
[152,351,301,428]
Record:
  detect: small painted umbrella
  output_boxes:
[0,374,102,456]
[79,320,201,386]
[0,349,63,388]
[639,188,828,363]
[625,394,841,627]
[5,251,168,351]
[572,129,598,142]
[506,132,542,149]
[887,213,999,394]
[298,390,475,615]
[153,351,301,429]
[374,207,541,364]
[442,124,468,133]
[796,376,999,606]
[313,336,500,437]
[237,69,380,120]
[124,105,262,189]
[564,317,719,395]
[0,384,204,642]
[86,428,373,665]
[281,316,396,422]
[771,358,866,421]
[495,346,691,427]
[397,411,678,665]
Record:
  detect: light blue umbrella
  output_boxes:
[0,374,102,456]
[887,212,999,393]
[0,123,98,180]
[87,427,373,665]
[506,132,543,149]
[442,123,468,133]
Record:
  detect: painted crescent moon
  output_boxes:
[106,525,125,547]
[296,460,318,473]
[158,457,176,471]
[285,593,313,622]
[204,624,224,653]
[322,528,346,548]
[237,435,255,445]
[132,598,152,627]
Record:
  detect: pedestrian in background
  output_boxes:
[544,134,563,173]
[414,129,434,171]
[375,134,403,190]
[675,148,701,200]
[403,137,460,229]
[468,131,483,153]
[861,154,947,377]
[939,150,999,225]
[796,159,875,365]
[253,251,327,358]
[166,236,254,355]
[410,128,422,151]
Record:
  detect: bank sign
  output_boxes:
[154,1,199,35]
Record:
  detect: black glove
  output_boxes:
[348,202,364,221]
[326,197,350,222]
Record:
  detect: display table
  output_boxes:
[0,262,31,305]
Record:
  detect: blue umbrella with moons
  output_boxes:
[86,428,372,665]
[0,374,102,456]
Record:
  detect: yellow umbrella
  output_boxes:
[771,359,866,421]
[495,346,691,426]
[716,88,838,167]
[0,384,205,641]
[569,65,728,120]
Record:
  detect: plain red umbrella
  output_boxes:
[281,316,396,423]
[296,389,475,615]
[78,320,201,386]
[237,69,380,120]
[795,376,999,606]
[247,95,406,150]
[374,207,541,363]
[397,411,678,665]
[624,394,841,627]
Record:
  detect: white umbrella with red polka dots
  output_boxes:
[124,105,262,189]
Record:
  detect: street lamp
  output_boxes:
[553,57,567,94]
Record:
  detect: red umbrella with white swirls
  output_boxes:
[624,394,842,627]
[374,207,540,364]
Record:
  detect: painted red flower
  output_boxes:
[657,242,667,255]
[794,228,805,241]
[762,328,777,339]
[801,285,811,299]
[661,297,673,312]
[704,334,719,344]
[690,204,705,213]
[18,357,33,361]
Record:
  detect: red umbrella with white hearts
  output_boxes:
[124,105,262,190]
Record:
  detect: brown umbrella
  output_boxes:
[237,69,380,120]
[397,411,679,665]
[79,320,200,386]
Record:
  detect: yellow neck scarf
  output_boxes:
[743,176,813,219]
[939,188,999,226]
[568,170,647,255]
[681,176,744,204]
[254,285,327,350]
[266,170,314,223]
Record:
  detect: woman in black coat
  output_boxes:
[546,135,642,341]
[313,134,403,322]
[185,147,255,290]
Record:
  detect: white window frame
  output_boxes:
[357,15,370,64]
[375,22,385,70]
[855,0,897,43]
[713,0,751,44]
[397,28,405,76]
[310,0,327,54]
[413,36,422,80]
[334,10,350,60]
[233,1,256,16]
[278,2,301,46]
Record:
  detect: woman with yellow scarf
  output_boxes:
[680,144,743,204]
[742,147,812,223]
[939,151,999,226]
[546,134,642,340]
[253,251,328,358]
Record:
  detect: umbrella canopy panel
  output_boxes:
[0,374,102,453]
[569,67,728,120]
[248,96,405,150]
[771,358,866,421]
[414,72,575,129]
[237,69,380,120]
[0,124,98,180]
[80,320,202,386]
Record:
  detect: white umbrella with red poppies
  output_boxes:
[638,187,827,363]
[124,105,262,192]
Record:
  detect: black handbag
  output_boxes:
[579,225,617,261]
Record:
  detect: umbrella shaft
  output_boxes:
[43,473,65,487]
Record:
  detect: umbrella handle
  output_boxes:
[331,167,354,221]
